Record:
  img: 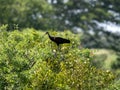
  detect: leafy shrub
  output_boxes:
[111,52,120,70]
[91,54,107,68]
[0,25,116,90]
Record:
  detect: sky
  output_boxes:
[99,23,120,33]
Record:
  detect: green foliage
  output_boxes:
[0,26,116,89]
[111,52,120,70]
[91,49,117,69]
[1,0,120,31]
[49,0,120,31]
[0,0,53,29]
[104,79,120,90]
[92,54,107,68]
[81,29,120,52]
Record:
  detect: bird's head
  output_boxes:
[45,32,49,35]
[45,32,50,37]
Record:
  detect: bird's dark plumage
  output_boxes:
[46,32,70,46]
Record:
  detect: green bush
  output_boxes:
[111,52,120,70]
[0,25,116,90]
[92,54,107,68]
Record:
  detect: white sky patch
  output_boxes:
[99,23,120,33]
[47,0,68,4]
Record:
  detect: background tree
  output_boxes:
[0,0,53,30]
[49,0,118,30]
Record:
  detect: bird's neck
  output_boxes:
[47,33,50,37]
[47,33,53,39]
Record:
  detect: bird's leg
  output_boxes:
[57,45,61,52]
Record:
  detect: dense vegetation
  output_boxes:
[0,0,120,89]
[0,25,118,89]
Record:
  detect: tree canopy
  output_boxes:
[0,0,53,29]
[0,0,120,30]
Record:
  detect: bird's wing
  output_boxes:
[55,37,70,43]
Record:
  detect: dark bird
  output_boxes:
[45,32,70,46]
